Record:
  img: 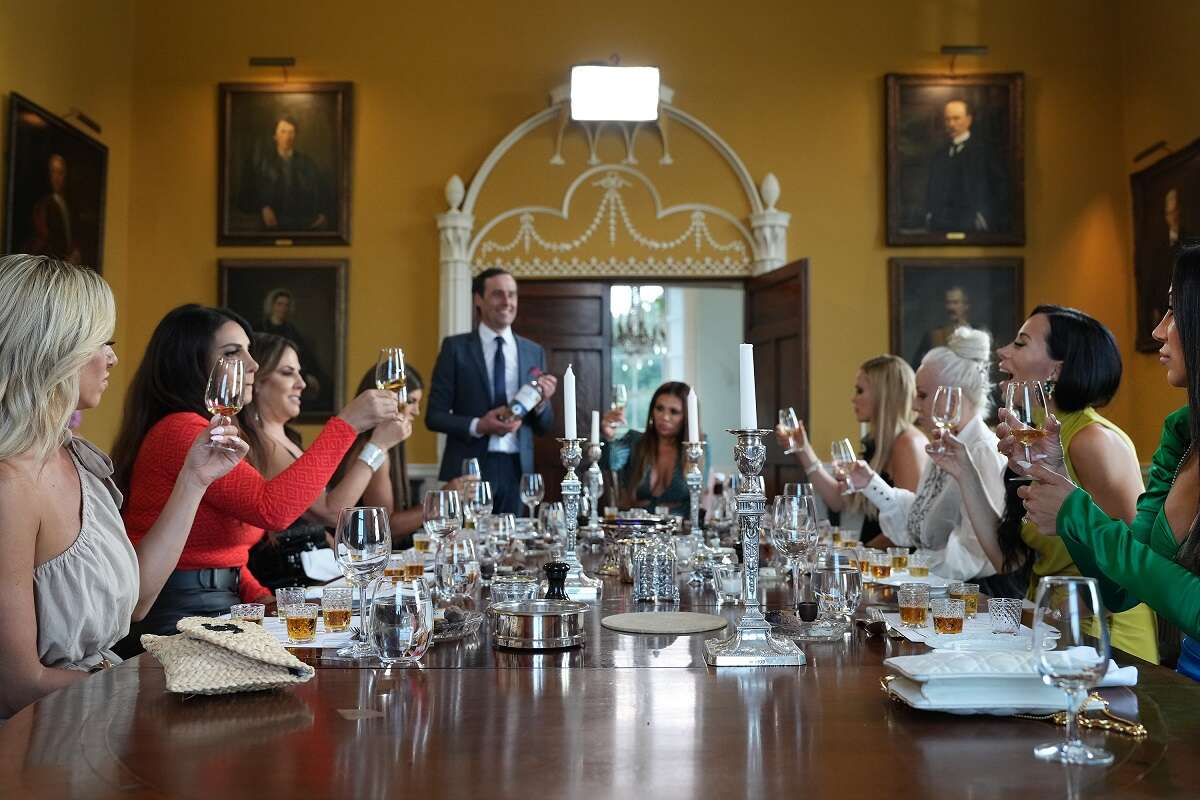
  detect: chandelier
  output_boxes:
[614,286,666,357]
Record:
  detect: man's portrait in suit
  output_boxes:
[219,83,351,245]
[1131,140,1200,351]
[886,73,1024,246]
[4,93,107,270]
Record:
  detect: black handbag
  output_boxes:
[247,521,330,590]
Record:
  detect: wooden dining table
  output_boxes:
[2,552,1197,799]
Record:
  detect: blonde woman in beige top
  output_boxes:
[0,255,248,719]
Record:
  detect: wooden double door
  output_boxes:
[512,259,810,500]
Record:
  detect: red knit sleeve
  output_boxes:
[200,415,359,530]
[239,565,271,603]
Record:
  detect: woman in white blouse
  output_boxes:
[845,327,1005,582]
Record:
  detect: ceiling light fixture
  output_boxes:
[570,65,660,122]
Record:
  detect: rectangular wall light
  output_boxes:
[570,65,660,122]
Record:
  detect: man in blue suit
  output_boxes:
[427,268,558,514]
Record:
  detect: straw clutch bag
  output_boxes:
[141,616,316,695]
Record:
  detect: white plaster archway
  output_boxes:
[436,81,790,339]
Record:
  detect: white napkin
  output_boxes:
[886,648,1137,689]
[300,548,343,582]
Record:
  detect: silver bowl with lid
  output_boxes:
[487,599,589,650]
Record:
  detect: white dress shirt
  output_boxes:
[950,130,971,156]
[469,322,519,454]
[861,414,1004,581]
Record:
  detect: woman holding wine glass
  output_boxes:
[600,381,708,517]
[926,306,1158,661]
[111,305,401,655]
[0,257,250,719]
[1020,244,1200,680]
[776,355,927,545]
[845,328,1004,581]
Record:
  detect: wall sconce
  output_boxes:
[570,65,660,122]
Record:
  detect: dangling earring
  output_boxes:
[1044,377,1057,399]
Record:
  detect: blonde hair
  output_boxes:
[849,355,918,518]
[860,355,918,475]
[0,255,115,464]
[921,326,994,413]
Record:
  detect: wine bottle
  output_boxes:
[499,368,546,420]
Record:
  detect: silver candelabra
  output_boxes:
[558,437,602,601]
[704,428,805,666]
[580,441,605,542]
[683,440,704,535]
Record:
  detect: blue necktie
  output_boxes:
[492,336,507,408]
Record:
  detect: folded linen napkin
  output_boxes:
[886,648,1137,687]
[300,547,342,582]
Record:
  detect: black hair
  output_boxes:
[1173,242,1200,572]
[1031,304,1122,412]
[471,268,512,298]
[112,304,253,494]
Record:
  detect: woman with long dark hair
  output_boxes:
[1021,243,1200,679]
[112,305,399,653]
[600,381,707,516]
[929,305,1158,661]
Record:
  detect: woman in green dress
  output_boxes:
[1020,244,1200,680]
[929,305,1158,661]
[600,381,707,517]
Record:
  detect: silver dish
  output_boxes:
[487,599,588,650]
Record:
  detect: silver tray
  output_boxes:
[487,599,588,650]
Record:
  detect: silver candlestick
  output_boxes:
[580,440,605,541]
[704,428,805,666]
[558,437,602,601]
[683,440,704,535]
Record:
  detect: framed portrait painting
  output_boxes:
[4,92,108,270]
[1130,138,1200,351]
[219,259,347,422]
[886,73,1024,246]
[218,82,352,246]
[889,257,1023,412]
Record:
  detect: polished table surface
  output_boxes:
[3,556,1199,799]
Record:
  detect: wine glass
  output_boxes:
[422,489,462,546]
[204,357,245,452]
[334,506,391,658]
[1006,380,1050,467]
[375,347,407,405]
[830,438,857,496]
[778,407,802,454]
[771,494,818,609]
[1031,576,1114,766]
[461,458,482,480]
[539,501,565,542]
[519,473,545,523]
[464,480,494,530]
[433,533,480,602]
[930,385,964,454]
[611,384,628,434]
[368,578,432,666]
[783,482,814,497]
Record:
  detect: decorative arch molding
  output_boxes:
[436,83,790,338]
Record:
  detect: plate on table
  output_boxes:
[873,573,952,593]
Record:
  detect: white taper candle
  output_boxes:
[564,365,577,439]
[591,410,600,444]
[687,388,700,442]
[739,344,757,430]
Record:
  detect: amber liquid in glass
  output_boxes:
[384,566,403,578]
[414,539,431,553]
[323,608,351,632]
[286,616,317,641]
[377,377,406,393]
[870,563,892,578]
[907,565,930,577]
[402,563,425,580]
[950,591,979,618]
[891,555,908,571]
[857,559,871,574]
[235,615,263,625]
[1011,428,1048,446]
[899,605,928,627]
[831,531,842,546]
[933,615,964,634]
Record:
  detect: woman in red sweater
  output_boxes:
[111,305,399,654]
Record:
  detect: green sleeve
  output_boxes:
[1055,408,1200,637]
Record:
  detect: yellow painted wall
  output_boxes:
[1117,0,1200,450]
[4,0,1194,463]
[0,0,135,447]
